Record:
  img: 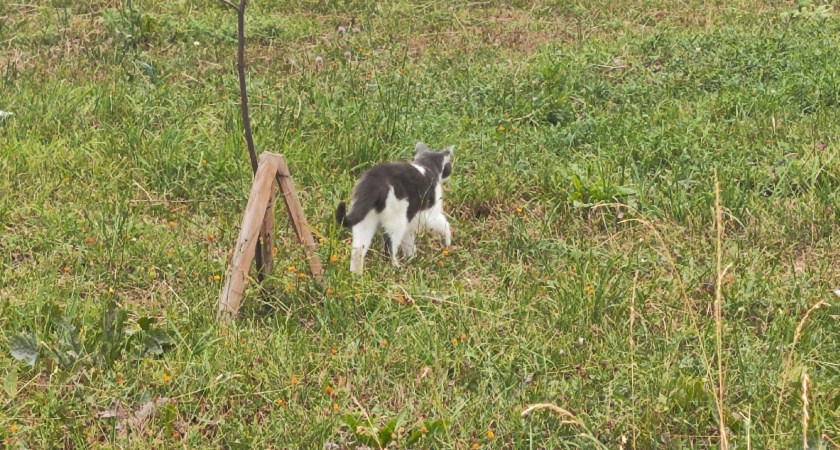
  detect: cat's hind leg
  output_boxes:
[350,214,377,274]
[382,222,408,267]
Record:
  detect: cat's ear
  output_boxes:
[415,142,429,154]
[442,145,454,156]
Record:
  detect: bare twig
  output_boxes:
[219,0,266,282]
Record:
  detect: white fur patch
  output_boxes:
[411,164,426,175]
[349,183,451,274]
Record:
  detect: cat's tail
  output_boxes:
[335,201,355,228]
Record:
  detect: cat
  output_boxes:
[335,142,453,274]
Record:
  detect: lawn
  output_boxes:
[2,0,840,448]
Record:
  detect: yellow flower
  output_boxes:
[276,398,287,407]
[333,403,339,411]
[331,346,337,355]
[213,274,221,281]
[420,426,428,434]
[272,246,278,254]
[381,338,388,346]
[168,221,175,228]
[330,255,338,263]
[108,287,115,295]
[63,266,70,273]
[437,260,444,266]
[291,376,300,385]
[327,288,334,295]
[287,265,296,272]
[10,423,18,432]
[325,385,334,395]
[460,333,467,341]
[162,372,172,383]
[298,272,306,279]
[442,249,449,256]
[285,284,293,291]
[498,125,505,132]
[487,430,495,439]
[472,444,479,450]
[516,207,523,214]
[451,337,458,345]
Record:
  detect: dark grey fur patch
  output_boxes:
[339,149,451,226]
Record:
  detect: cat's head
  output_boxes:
[414,142,453,183]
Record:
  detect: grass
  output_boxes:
[2,0,840,448]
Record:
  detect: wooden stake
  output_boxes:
[218,152,324,320]
[218,153,281,320]
[276,155,324,283]
[259,185,276,278]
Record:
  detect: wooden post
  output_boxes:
[218,153,280,319]
[218,152,324,320]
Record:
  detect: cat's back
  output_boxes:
[357,161,425,187]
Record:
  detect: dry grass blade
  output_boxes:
[773,299,830,442]
[520,403,583,425]
[714,172,729,450]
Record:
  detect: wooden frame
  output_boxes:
[218,152,324,320]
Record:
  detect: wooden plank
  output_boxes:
[275,155,325,284]
[218,153,281,320]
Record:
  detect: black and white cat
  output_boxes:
[335,142,453,274]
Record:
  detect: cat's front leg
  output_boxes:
[399,232,416,258]
[427,213,451,247]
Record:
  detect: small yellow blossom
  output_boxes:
[213,274,221,281]
[381,338,388,346]
[420,426,428,434]
[327,288,334,295]
[330,255,339,263]
[516,207,523,214]
[291,376,300,385]
[11,424,18,432]
[162,372,172,383]
[276,398,287,407]
[442,249,449,256]
[168,221,175,228]
[333,403,339,411]
[451,337,458,345]
[325,385,334,395]
[498,125,505,132]
[285,284,293,291]
[472,444,479,450]
[487,430,495,439]
[64,266,70,273]
[298,272,306,279]
[460,333,467,341]
[438,260,444,266]
[287,265,296,272]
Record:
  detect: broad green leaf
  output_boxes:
[9,333,39,366]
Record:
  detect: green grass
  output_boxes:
[2,0,840,448]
